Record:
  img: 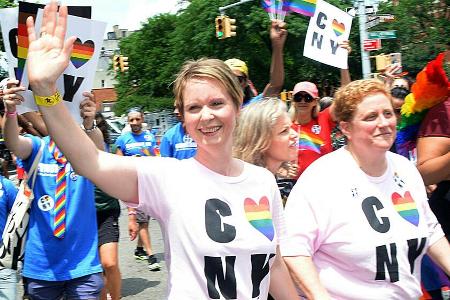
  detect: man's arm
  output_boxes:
[79,91,103,150]
[262,20,287,97]
[417,136,450,185]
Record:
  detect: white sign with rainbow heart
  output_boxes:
[21,9,106,123]
[303,0,353,69]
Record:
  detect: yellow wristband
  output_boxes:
[34,91,62,107]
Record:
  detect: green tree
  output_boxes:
[114,0,354,114]
[370,0,449,76]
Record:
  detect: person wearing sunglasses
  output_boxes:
[289,81,335,178]
[225,19,287,106]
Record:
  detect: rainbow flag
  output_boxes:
[284,0,316,17]
[298,132,323,153]
[261,0,285,15]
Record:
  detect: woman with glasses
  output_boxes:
[289,81,335,178]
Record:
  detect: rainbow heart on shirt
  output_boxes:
[244,196,274,241]
[71,38,95,68]
[391,191,419,226]
[332,19,345,37]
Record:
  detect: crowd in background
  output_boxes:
[0,2,449,299]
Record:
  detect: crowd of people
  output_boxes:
[0,1,449,299]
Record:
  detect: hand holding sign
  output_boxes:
[303,0,353,69]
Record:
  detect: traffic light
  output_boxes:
[113,55,120,72]
[119,56,129,72]
[215,16,225,39]
[224,17,236,38]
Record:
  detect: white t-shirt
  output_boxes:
[281,147,444,300]
[133,157,285,299]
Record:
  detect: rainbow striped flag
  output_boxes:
[261,0,282,15]
[284,0,316,17]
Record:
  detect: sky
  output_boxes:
[61,0,184,33]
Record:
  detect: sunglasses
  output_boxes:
[236,75,247,84]
[293,93,314,103]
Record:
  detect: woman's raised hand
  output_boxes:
[26,0,77,96]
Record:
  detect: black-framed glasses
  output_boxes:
[236,75,247,84]
[293,93,314,103]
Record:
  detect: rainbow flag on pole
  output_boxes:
[284,0,316,17]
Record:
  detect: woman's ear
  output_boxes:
[339,121,351,140]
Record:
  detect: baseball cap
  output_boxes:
[224,58,248,77]
[293,81,319,98]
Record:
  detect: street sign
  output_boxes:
[363,39,381,51]
[365,5,376,14]
[366,17,380,29]
[379,14,395,22]
[368,30,397,39]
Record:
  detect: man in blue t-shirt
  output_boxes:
[115,108,160,271]
[0,175,18,299]
[160,107,197,160]
[3,82,104,299]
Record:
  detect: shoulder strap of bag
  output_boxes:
[25,140,44,190]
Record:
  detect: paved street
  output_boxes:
[118,205,168,299]
[16,204,168,299]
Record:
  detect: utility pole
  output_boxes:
[358,0,371,78]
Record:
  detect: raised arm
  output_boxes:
[2,80,33,159]
[25,1,138,203]
[339,40,352,87]
[262,20,287,97]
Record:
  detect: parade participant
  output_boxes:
[233,97,297,175]
[160,106,197,159]
[0,174,18,299]
[23,3,299,298]
[233,97,298,205]
[281,79,450,299]
[95,112,122,300]
[2,79,104,299]
[115,107,160,271]
[225,19,287,105]
[289,81,334,178]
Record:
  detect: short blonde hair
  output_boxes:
[334,79,391,122]
[173,58,243,120]
[233,97,287,167]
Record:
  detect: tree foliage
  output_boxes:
[375,0,449,77]
[111,0,449,113]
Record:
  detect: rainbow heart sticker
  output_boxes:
[391,191,419,226]
[244,196,274,241]
[332,19,345,37]
[71,39,95,68]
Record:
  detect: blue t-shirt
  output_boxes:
[0,176,18,244]
[243,93,264,107]
[22,135,102,281]
[160,123,197,160]
[115,130,156,157]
